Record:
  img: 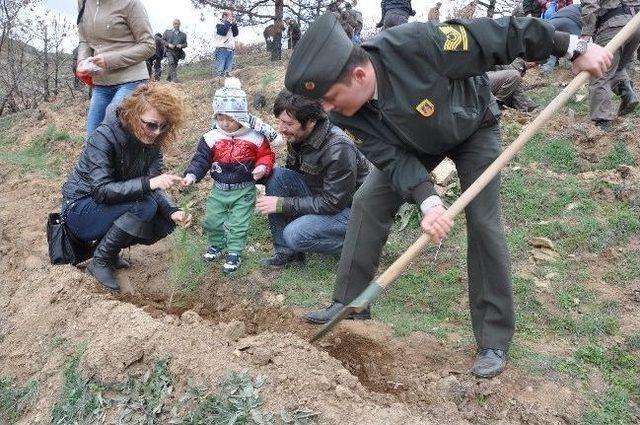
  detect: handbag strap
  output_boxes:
[77,0,88,25]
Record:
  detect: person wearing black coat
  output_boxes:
[61,83,192,291]
[147,33,165,81]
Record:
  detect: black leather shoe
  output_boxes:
[595,119,612,130]
[470,348,506,378]
[260,252,305,269]
[302,301,371,324]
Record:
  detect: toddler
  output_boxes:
[183,78,275,272]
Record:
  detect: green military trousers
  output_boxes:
[589,23,640,121]
[333,123,515,351]
[204,185,256,254]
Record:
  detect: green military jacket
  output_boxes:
[330,17,567,204]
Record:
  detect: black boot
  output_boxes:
[87,225,135,291]
[87,213,151,291]
[616,80,639,116]
[595,119,612,130]
[302,301,371,324]
[260,252,305,269]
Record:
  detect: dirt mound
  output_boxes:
[0,163,587,424]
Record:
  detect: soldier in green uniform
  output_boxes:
[285,13,612,378]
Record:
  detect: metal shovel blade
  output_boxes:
[309,281,383,343]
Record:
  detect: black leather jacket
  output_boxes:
[282,119,369,216]
[61,108,178,219]
[381,0,415,16]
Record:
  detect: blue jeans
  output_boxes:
[264,167,351,256]
[63,196,158,242]
[214,48,234,76]
[86,80,146,137]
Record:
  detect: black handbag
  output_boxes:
[47,212,94,265]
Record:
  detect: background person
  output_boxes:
[581,0,640,129]
[61,83,191,292]
[76,0,155,137]
[377,0,415,29]
[163,19,188,83]
[214,10,239,77]
[147,33,165,81]
[285,17,302,49]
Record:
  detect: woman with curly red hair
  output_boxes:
[61,83,192,291]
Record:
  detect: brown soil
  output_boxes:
[1,62,639,424]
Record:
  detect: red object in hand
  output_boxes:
[75,70,94,88]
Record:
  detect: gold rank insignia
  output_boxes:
[416,98,435,118]
[438,25,469,52]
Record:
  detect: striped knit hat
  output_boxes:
[213,77,250,126]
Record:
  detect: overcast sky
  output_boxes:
[41,0,449,54]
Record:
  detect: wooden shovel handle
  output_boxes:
[377,13,640,288]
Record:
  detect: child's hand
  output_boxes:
[182,174,196,186]
[252,165,267,181]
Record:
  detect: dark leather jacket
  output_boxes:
[381,0,415,16]
[61,108,178,219]
[282,119,369,216]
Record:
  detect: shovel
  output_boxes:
[310,13,640,343]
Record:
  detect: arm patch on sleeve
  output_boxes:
[438,25,469,51]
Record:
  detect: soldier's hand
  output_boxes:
[572,43,612,79]
[420,205,453,244]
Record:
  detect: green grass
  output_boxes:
[51,350,109,424]
[272,255,338,308]
[115,358,173,424]
[0,377,38,423]
[501,169,588,225]
[626,333,640,350]
[520,134,581,173]
[577,345,640,424]
[0,125,72,177]
[528,84,562,108]
[182,370,320,425]
[512,275,545,339]
[374,269,467,338]
[170,228,209,292]
[181,371,268,425]
[598,141,636,170]
[49,353,319,424]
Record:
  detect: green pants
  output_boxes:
[333,123,514,351]
[203,185,256,254]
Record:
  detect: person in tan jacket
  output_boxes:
[76,0,155,136]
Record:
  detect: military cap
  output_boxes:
[285,13,354,98]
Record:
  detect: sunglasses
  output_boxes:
[140,118,170,134]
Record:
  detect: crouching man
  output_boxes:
[257,90,369,268]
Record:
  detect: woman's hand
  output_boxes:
[171,210,192,228]
[89,55,107,69]
[150,174,183,190]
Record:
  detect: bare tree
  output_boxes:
[0,1,76,115]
